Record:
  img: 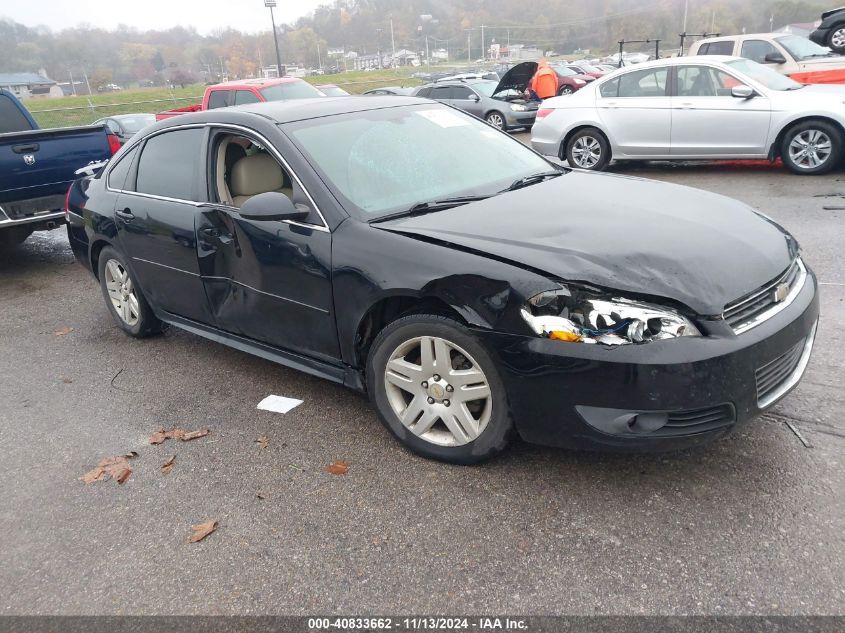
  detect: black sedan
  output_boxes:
[66,97,819,463]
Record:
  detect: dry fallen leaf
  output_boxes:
[61,377,73,384]
[255,436,269,449]
[149,427,210,445]
[79,453,137,485]
[256,493,265,500]
[323,460,349,476]
[160,455,176,475]
[189,519,218,543]
[54,326,73,337]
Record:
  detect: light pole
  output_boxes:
[264,0,283,78]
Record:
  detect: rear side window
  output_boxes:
[107,145,139,190]
[741,40,780,64]
[416,87,432,98]
[599,77,620,98]
[430,86,452,100]
[618,68,668,97]
[135,128,204,200]
[207,90,231,109]
[697,41,734,56]
[0,94,33,133]
[234,90,261,105]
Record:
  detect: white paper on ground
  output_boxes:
[257,395,303,414]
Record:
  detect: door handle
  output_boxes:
[115,208,134,221]
[200,226,234,246]
[12,143,39,154]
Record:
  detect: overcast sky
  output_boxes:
[2,0,326,34]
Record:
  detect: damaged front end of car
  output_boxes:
[520,287,701,346]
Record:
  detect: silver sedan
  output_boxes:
[531,56,845,175]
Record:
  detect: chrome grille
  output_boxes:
[723,259,805,334]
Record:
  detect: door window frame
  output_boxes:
[668,64,753,97]
[208,123,330,233]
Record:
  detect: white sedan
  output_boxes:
[531,56,845,175]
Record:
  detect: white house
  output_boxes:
[0,72,62,99]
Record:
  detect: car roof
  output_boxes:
[696,33,785,43]
[606,55,743,70]
[155,96,433,128]
[211,77,303,88]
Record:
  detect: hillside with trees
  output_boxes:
[0,0,832,87]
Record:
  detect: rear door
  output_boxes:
[596,66,672,156]
[113,126,214,324]
[670,64,771,157]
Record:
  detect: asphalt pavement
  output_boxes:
[0,150,843,616]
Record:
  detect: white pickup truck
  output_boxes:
[689,33,845,84]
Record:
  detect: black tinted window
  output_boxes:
[107,145,139,190]
[136,128,204,200]
[416,87,432,98]
[0,94,34,133]
[430,86,452,100]
[207,90,230,109]
[703,41,735,55]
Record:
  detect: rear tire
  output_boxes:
[565,128,611,171]
[826,26,845,55]
[781,120,842,175]
[558,85,574,96]
[367,314,514,464]
[97,246,163,338]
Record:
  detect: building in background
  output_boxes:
[0,72,62,99]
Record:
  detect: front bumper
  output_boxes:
[505,110,537,129]
[476,268,820,452]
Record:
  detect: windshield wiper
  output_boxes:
[500,170,564,193]
[369,195,490,224]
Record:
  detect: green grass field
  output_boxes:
[22,68,431,129]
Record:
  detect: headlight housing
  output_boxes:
[510,103,527,111]
[521,288,700,346]
[574,79,586,85]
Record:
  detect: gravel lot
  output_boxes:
[1,146,843,615]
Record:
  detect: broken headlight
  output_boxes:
[521,289,701,346]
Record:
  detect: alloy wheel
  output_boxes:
[788,129,833,170]
[104,259,140,326]
[831,28,845,49]
[571,135,602,168]
[487,113,505,129]
[561,86,574,95]
[383,335,492,447]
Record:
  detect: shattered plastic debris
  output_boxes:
[79,452,138,484]
[149,427,210,445]
[188,519,218,543]
[54,326,73,337]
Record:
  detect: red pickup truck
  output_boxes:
[156,77,324,120]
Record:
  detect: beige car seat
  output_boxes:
[229,153,294,207]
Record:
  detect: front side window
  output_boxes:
[135,128,205,200]
[740,40,780,64]
[451,86,476,100]
[287,104,553,219]
[234,90,261,105]
[677,66,743,97]
[617,67,668,97]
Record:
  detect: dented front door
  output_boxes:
[196,206,340,363]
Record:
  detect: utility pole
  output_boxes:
[465,29,472,63]
[264,0,283,78]
[82,70,92,95]
[68,69,77,96]
[390,18,396,67]
[317,42,322,70]
[481,24,485,61]
[683,0,689,34]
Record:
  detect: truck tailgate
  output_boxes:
[0,125,113,213]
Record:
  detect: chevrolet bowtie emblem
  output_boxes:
[773,283,790,303]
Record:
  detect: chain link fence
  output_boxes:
[26,96,204,129]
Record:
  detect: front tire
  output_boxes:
[486,111,506,131]
[367,314,514,464]
[558,85,574,96]
[781,120,842,175]
[97,246,163,338]
[565,128,611,171]
[827,26,845,54]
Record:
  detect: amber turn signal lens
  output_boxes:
[549,330,581,342]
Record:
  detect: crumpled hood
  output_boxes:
[379,172,795,315]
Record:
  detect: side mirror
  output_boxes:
[731,85,755,99]
[238,192,309,222]
[764,52,787,64]
[470,94,480,102]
